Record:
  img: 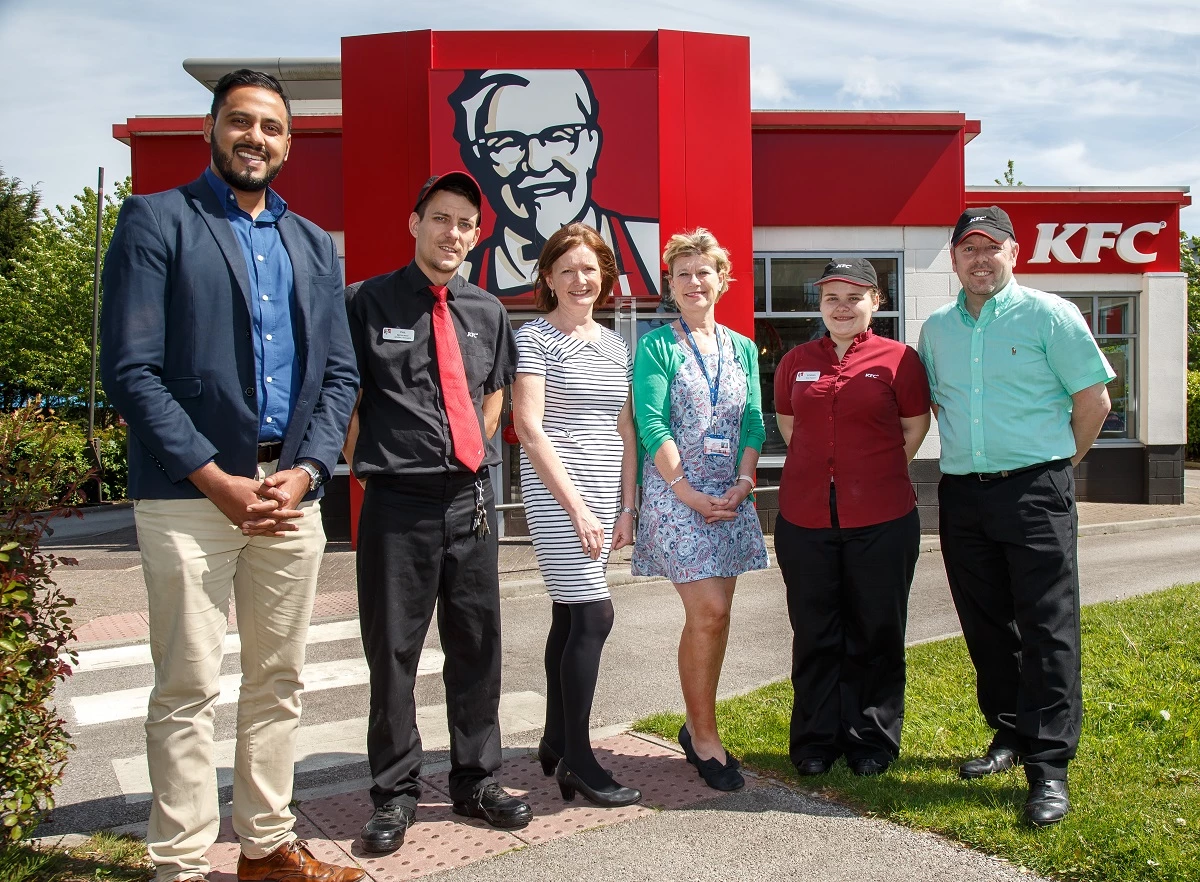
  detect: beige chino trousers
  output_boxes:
[134,463,324,882]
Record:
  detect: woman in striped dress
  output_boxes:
[512,223,641,808]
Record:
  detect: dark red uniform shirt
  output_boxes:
[775,329,930,529]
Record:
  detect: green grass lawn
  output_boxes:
[0,832,151,882]
[636,582,1200,882]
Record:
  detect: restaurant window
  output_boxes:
[754,254,903,458]
[1060,294,1136,441]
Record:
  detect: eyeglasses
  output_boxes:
[473,123,590,164]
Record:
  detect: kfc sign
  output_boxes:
[1028,221,1167,265]
[966,198,1182,274]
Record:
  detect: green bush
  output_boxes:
[94,424,128,501]
[1188,370,1200,461]
[0,405,81,843]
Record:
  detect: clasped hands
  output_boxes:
[208,469,312,537]
[682,480,751,524]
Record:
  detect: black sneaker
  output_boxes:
[452,783,533,830]
[359,802,415,853]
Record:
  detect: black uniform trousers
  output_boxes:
[937,461,1081,782]
[775,487,921,767]
[357,472,502,808]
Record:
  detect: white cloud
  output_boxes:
[0,0,1195,227]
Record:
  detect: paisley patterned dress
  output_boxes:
[632,327,769,582]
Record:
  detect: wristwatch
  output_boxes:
[295,460,326,492]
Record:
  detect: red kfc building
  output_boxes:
[114,30,1191,537]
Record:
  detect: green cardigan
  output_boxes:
[632,322,766,479]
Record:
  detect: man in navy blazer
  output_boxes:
[100,70,360,882]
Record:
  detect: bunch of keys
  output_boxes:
[471,478,491,539]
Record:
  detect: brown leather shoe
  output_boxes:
[237,840,365,882]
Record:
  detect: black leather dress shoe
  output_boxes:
[555,760,642,807]
[795,757,833,776]
[848,757,889,777]
[359,803,415,854]
[1024,779,1069,827]
[959,747,1018,779]
[452,783,533,829]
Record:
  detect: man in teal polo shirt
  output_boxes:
[917,206,1114,827]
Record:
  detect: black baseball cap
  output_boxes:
[952,206,1016,246]
[413,171,482,213]
[815,257,878,288]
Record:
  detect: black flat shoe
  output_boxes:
[555,760,641,807]
[795,757,833,776]
[959,746,1019,779]
[537,739,561,776]
[451,783,533,830]
[1024,779,1069,827]
[359,802,415,854]
[678,725,744,791]
[848,757,889,777]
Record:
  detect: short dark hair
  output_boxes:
[532,223,618,312]
[210,69,292,131]
[414,180,481,222]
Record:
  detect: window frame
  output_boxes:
[753,251,906,466]
[1057,292,1139,444]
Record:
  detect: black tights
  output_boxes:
[542,598,615,789]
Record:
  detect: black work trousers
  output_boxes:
[357,472,502,808]
[938,461,1081,782]
[776,496,921,767]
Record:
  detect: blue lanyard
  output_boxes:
[679,319,722,410]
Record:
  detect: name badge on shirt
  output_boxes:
[703,435,732,457]
[383,327,415,342]
[795,370,821,382]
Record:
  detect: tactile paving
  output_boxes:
[594,732,760,810]
[298,788,518,879]
[70,611,150,645]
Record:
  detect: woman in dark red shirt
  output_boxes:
[774,258,931,778]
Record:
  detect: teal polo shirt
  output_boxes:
[917,278,1115,475]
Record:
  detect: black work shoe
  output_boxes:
[795,757,833,776]
[848,757,889,777]
[959,747,1018,779]
[359,803,416,854]
[1024,779,1069,827]
[452,783,533,830]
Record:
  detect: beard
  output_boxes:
[211,141,284,192]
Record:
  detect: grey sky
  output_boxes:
[1,0,1197,230]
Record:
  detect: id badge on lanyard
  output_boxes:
[681,319,731,458]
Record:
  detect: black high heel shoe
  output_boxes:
[537,739,561,777]
[555,760,641,808]
[678,724,744,791]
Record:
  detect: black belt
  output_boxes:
[964,461,1057,482]
[257,441,283,463]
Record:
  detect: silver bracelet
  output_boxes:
[620,506,637,518]
[668,475,686,489]
[736,474,755,488]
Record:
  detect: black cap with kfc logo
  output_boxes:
[815,257,878,288]
[952,206,1016,246]
[413,171,482,214]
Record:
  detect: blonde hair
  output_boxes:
[662,228,734,295]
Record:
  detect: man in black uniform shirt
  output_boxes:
[343,171,527,853]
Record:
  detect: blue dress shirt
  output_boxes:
[204,168,298,442]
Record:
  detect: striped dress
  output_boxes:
[516,317,631,603]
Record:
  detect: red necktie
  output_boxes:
[429,285,485,472]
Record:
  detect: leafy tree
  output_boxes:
[1182,231,1200,371]
[0,168,40,280]
[0,179,128,410]
[995,159,1024,187]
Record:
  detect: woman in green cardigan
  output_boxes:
[631,228,769,791]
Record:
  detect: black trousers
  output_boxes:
[775,493,920,766]
[938,461,1081,782]
[357,472,502,808]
